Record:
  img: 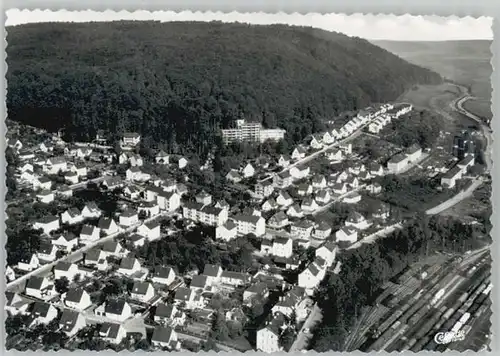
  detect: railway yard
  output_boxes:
[344,247,491,352]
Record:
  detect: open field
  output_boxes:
[463,98,492,122]
[373,40,492,101]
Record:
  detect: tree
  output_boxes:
[279,328,296,351]
[211,311,229,341]
[54,277,70,294]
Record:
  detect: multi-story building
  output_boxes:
[222,120,285,144]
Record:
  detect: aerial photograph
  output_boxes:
[4,11,493,353]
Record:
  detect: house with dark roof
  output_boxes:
[151,326,180,350]
[127,233,147,248]
[291,220,315,239]
[298,258,327,291]
[220,271,251,287]
[54,262,80,281]
[119,208,139,227]
[312,221,332,240]
[173,287,205,310]
[336,226,358,244]
[243,282,270,306]
[154,303,186,327]
[267,211,289,229]
[59,309,87,336]
[52,232,78,252]
[152,266,176,286]
[84,248,108,271]
[203,264,223,285]
[81,202,102,219]
[28,302,59,327]
[63,288,92,311]
[101,241,127,258]
[99,322,127,344]
[36,241,58,262]
[130,282,155,303]
[345,211,370,230]
[215,219,238,242]
[286,204,304,218]
[256,312,288,353]
[102,299,132,322]
[117,257,142,277]
[5,292,32,316]
[79,224,100,244]
[261,197,278,212]
[315,241,338,267]
[33,215,60,235]
[97,217,119,235]
[189,275,210,292]
[232,214,266,237]
[137,220,161,240]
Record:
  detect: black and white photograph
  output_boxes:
[3,10,494,353]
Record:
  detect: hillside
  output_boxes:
[7,21,442,155]
[372,40,492,100]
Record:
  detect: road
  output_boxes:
[425,178,484,215]
[6,211,172,292]
[289,304,322,351]
[68,175,107,190]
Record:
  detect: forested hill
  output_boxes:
[7,21,442,155]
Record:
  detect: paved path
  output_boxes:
[425,178,483,215]
[6,211,172,291]
[289,304,323,351]
[68,176,107,190]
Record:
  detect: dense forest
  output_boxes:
[7,21,442,156]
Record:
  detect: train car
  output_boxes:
[442,307,455,320]
[451,321,464,334]
[410,336,430,352]
[459,312,471,325]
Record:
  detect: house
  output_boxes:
[345,175,359,189]
[315,189,331,204]
[277,155,291,168]
[72,162,88,177]
[25,276,54,300]
[301,197,319,213]
[190,275,210,291]
[291,146,307,160]
[28,302,59,327]
[101,241,127,258]
[157,191,181,212]
[373,203,390,220]
[152,266,176,286]
[241,163,255,178]
[104,299,132,322]
[233,214,266,237]
[173,287,205,310]
[99,323,127,345]
[37,241,58,262]
[5,292,32,316]
[118,257,142,277]
[220,271,251,286]
[214,199,230,211]
[177,157,189,169]
[336,227,358,243]
[441,166,463,188]
[195,190,212,205]
[59,309,87,336]
[315,241,337,267]
[255,180,274,198]
[243,282,270,306]
[151,326,180,350]
[203,264,223,285]
[154,304,186,327]
[123,185,142,200]
[33,215,60,235]
[19,162,33,173]
[63,288,92,311]
[286,204,304,218]
[215,219,238,241]
[308,134,323,149]
[226,169,243,183]
[457,155,475,174]
[39,142,54,153]
[20,169,36,184]
[321,131,335,144]
[36,190,55,204]
[405,144,422,162]
[256,313,287,353]
[358,171,372,181]
[369,162,384,176]
[45,156,67,174]
[17,254,40,272]
[57,185,73,199]
[176,183,188,196]
[155,150,170,165]
[119,208,139,227]
[343,192,362,204]
[387,153,409,173]
[291,220,315,239]
[79,224,100,244]
[121,132,141,147]
[137,221,161,240]
[311,175,327,190]
[298,258,327,290]
[102,176,124,190]
[98,217,119,235]
[5,266,16,283]
[339,143,352,155]
[84,248,109,271]
[126,167,151,182]
[64,171,79,185]
[332,183,348,195]
[61,208,84,225]
[18,149,35,161]
[274,171,293,189]
[297,183,313,196]
[261,198,279,212]
[366,182,383,194]
[54,262,80,281]
[8,138,23,151]
[81,202,102,219]
[345,212,370,230]
[195,204,229,226]
[312,222,332,240]
[268,211,289,229]
[130,282,155,303]
[138,201,160,217]
[261,237,293,258]
[127,233,146,248]
[75,147,93,158]
[129,154,143,167]
[276,191,293,207]
[271,286,308,319]
[326,148,343,162]
[290,166,310,180]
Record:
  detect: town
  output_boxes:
[4,97,490,352]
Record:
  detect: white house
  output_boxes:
[37,242,58,262]
[98,217,119,235]
[261,237,293,258]
[157,191,180,212]
[173,287,205,310]
[63,288,92,311]
[274,171,293,189]
[79,224,100,244]
[81,202,102,219]
[203,264,223,285]
[156,150,170,165]
[233,214,266,237]
[25,276,54,300]
[137,221,161,241]
[130,281,155,303]
[84,249,109,271]
[220,271,251,287]
[121,132,141,147]
[61,208,84,225]
[291,220,315,239]
[315,189,331,204]
[255,180,274,199]
[405,144,422,162]
[226,169,242,183]
[441,166,463,189]
[126,167,151,182]
[5,292,31,315]
[119,208,139,227]
[151,326,180,350]
[315,242,337,267]
[336,227,358,244]
[117,257,142,276]
[99,323,127,345]
[178,157,189,169]
[298,258,327,290]
[243,282,270,306]
[242,163,255,178]
[29,302,59,327]
[297,183,313,196]
[36,190,55,204]
[345,212,371,230]
[276,191,293,207]
[267,211,289,229]
[152,266,176,286]
[291,146,307,160]
[103,299,132,322]
[311,175,327,190]
[312,222,332,240]
[387,153,409,173]
[261,198,278,212]
[17,254,40,272]
[54,262,80,281]
[33,215,60,235]
[256,314,287,353]
[215,219,238,241]
[286,204,304,218]
[45,156,67,174]
[326,149,343,162]
[59,309,87,337]
[343,192,362,204]
[8,138,23,151]
[129,154,143,167]
[65,171,79,185]
[154,304,186,327]
[301,197,319,213]
[277,155,291,168]
[457,156,475,174]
